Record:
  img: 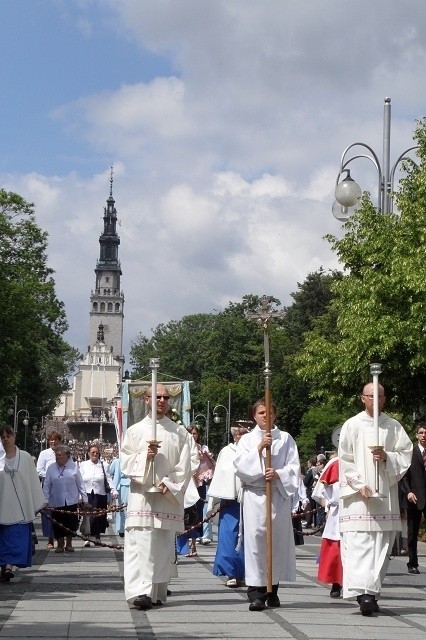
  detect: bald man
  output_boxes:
[338,382,412,616]
[120,385,193,610]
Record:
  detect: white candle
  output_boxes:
[149,358,160,441]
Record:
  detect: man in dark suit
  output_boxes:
[400,420,426,574]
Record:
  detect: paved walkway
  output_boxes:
[1,520,425,640]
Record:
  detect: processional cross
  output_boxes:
[246,295,286,594]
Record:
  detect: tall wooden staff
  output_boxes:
[246,296,286,594]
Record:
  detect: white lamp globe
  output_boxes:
[335,172,362,208]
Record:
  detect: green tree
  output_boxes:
[130,284,339,450]
[0,190,80,430]
[296,403,351,462]
[272,269,339,436]
[297,121,426,419]
[130,296,277,452]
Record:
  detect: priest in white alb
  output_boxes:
[120,385,193,610]
[338,382,412,615]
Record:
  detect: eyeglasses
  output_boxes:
[146,395,170,400]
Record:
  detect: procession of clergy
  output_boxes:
[119,380,414,616]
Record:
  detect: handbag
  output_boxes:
[293,502,305,546]
[184,504,198,529]
[101,462,111,494]
[80,514,91,535]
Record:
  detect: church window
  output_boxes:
[115,303,120,312]
[108,302,113,312]
[100,302,105,312]
[93,302,98,311]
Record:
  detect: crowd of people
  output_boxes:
[1,381,424,621]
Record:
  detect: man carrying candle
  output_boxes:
[338,382,412,616]
[120,385,193,610]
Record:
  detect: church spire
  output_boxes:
[88,169,125,358]
[98,165,121,268]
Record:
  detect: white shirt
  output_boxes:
[36,447,56,478]
[79,459,113,496]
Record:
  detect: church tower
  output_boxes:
[88,169,124,355]
[52,169,125,442]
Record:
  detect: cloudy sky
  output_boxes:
[1,0,425,365]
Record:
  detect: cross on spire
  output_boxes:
[109,165,114,197]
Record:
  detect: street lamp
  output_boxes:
[16,409,29,431]
[1,395,18,430]
[194,404,211,447]
[213,403,230,445]
[24,417,38,452]
[333,97,419,221]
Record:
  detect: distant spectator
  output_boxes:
[42,445,88,553]
[36,430,63,550]
[79,444,117,547]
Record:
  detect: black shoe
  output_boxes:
[167,589,171,596]
[1,567,14,582]
[266,594,281,608]
[152,600,163,606]
[330,583,342,598]
[408,566,420,574]
[373,599,380,613]
[134,595,153,610]
[357,594,375,616]
[249,598,266,611]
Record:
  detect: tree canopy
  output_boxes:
[130,282,336,453]
[0,189,80,434]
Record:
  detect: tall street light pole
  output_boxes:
[15,409,29,445]
[5,395,18,432]
[213,403,230,444]
[194,403,210,446]
[24,417,38,452]
[333,97,419,221]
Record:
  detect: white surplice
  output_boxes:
[234,426,300,586]
[120,415,193,603]
[338,410,412,599]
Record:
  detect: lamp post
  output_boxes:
[213,393,231,445]
[194,403,210,447]
[24,417,38,452]
[333,97,419,221]
[2,395,18,431]
[16,409,29,430]
[14,409,29,449]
